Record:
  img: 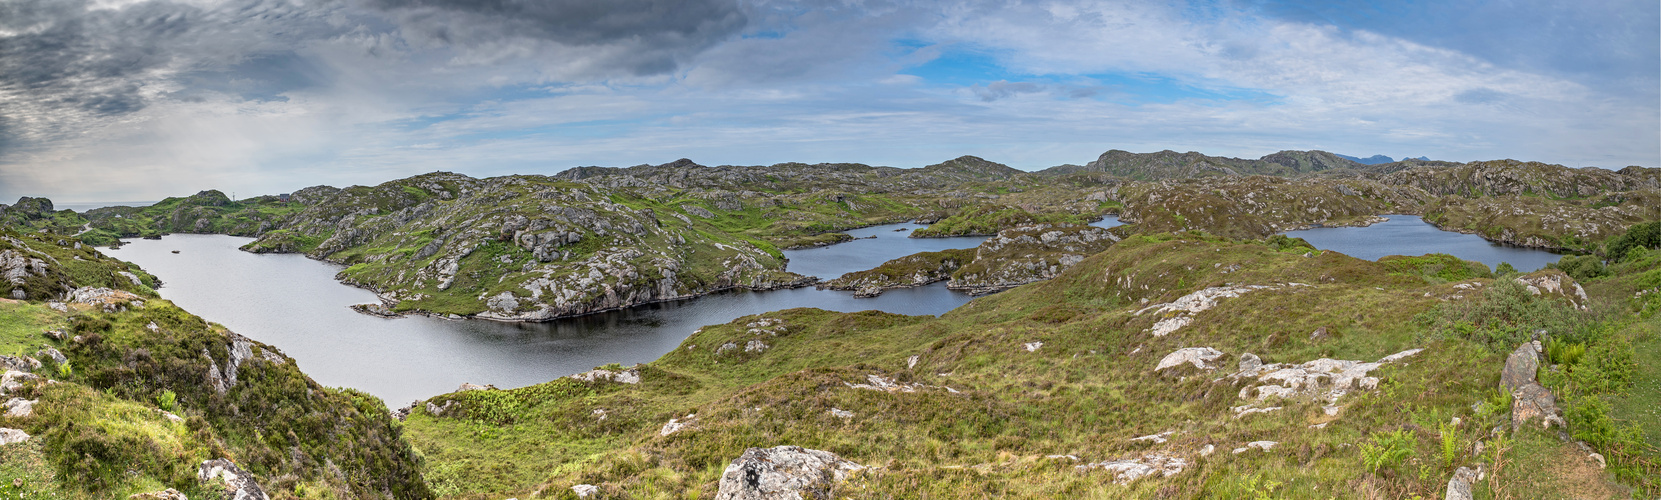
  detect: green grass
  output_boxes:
[0,302,60,356]
[400,233,1654,498]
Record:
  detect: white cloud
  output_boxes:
[1,0,1655,203]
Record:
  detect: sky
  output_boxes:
[1,0,1657,203]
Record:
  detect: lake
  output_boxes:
[1282,215,1564,272]
[100,222,993,406]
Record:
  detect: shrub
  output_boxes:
[1550,254,1608,281]
[1416,279,1590,350]
[1605,221,1661,263]
[1495,261,1517,276]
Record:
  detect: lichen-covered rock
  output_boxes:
[0,355,40,373]
[714,446,864,500]
[4,398,35,418]
[1444,466,1479,500]
[1077,453,1187,484]
[1511,382,1564,431]
[0,428,29,444]
[1155,347,1225,372]
[1500,343,1540,392]
[1513,270,1590,310]
[1233,349,1422,409]
[1135,284,1297,337]
[570,367,641,384]
[67,287,143,311]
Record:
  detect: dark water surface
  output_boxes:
[1282,215,1563,272]
[100,223,992,405]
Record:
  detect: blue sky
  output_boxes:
[0,0,1656,202]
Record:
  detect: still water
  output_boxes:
[101,223,989,405]
[1282,215,1563,272]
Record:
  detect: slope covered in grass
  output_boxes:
[403,232,1657,498]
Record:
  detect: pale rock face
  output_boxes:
[0,370,39,394]
[572,484,599,498]
[67,287,142,312]
[1234,349,1422,404]
[570,367,642,384]
[714,446,864,500]
[0,249,54,299]
[205,333,260,395]
[0,428,29,444]
[1445,466,1479,500]
[843,374,957,394]
[1136,284,1301,336]
[128,488,189,500]
[4,398,34,418]
[0,355,40,373]
[198,459,269,500]
[660,413,697,437]
[1155,347,1225,372]
[1077,453,1188,484]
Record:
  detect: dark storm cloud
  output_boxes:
[361,0,748,75]
[0,0,343,153]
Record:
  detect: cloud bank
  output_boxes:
[1,0,1655,202]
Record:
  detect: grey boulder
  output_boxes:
[714,446,864,500]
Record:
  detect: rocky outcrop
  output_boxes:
[0,248,60,300]
[1230,349,1423,417]
[1513,271,1589,310]
[821,248,973,296]
[198,459,269,500]
[1135,284,1303,337]
[0,355,40,373]
[1382,160,1657,199]
[948,224,1119,294]
[1111,176,1431,238]
[1420,190,1661,251]
[570,366,641,384]
[1155,347,1225,372]
[1501,341,1564,430]
[67,287,144,312]
[1077,453,1188,484]
[713,446,864,500]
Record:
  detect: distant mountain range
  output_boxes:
[1337,154,1431,164]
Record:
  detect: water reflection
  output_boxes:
[101,223,989,405]
[1282,215,1564,272]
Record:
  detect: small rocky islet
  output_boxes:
[0,148,1656,498]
